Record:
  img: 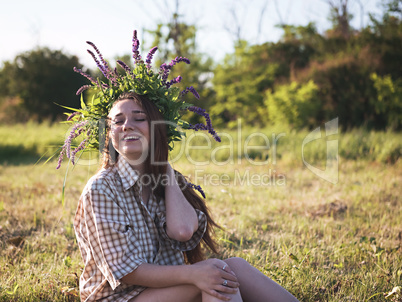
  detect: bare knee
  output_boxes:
[223,257,250,271]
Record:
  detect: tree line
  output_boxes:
[0,0,401,130]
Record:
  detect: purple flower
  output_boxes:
[56,146,66,169]
[117,60,133,75]
[159,57,190,84]
[189,123,208,131]
[64,121,88,159]
[76,85,91,96]
[86,41,118,84]
[132,30,142,63]
[159,63,171,84]
[187,182,206,198]
[73,67,96,84]
[169,56,190,66]
[86,41,110,72]
[166,75,182,88]
[187,106,221,142]
[146,46,158,69]
[66,112,78,121]
[181,86,200,99]
[87,49,108,79]
[71,138,88,165]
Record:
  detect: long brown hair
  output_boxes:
[102,92,220,263]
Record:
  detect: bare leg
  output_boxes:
[223,258,299,302]
[130,284,201,302]
[202,289,243,302]
[131,284,242,302]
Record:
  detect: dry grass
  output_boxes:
[0,123,401,301]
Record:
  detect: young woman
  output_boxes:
[59,30,299,302]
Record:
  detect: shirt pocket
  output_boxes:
[111,221,131,234]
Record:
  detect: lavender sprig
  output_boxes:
[76,85,91,96]
[186,182,206,198]
[170,56,191,66]
[187,106,221,142]
[159,57,191,84]
[66,111,78,121]
[146,46,158,69]
[71,138,88,165]
[64,121,88,159]
[87,49,108,79]
[56,145,66,169]
[86,41,119,84]
[159,63,170,84]
[181,86,200,99]
[73,67,96,84]
[132,30,142,63]
[86,41,110,72]
[117,60,134,77]
[166,76,182,88]
[189,123,208,131]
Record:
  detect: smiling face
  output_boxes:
[108,99,150,166]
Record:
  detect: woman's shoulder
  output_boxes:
[83,166,120,195]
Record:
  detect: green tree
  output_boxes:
[210,22,325,127]
[264,80,321,128]
[360,6,402,79]
[145,14,215,124]
[370,73,402,129]
[0,47,86,122]
[210,41,279,127]
[326,0,354,39]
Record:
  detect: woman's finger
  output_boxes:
[213,261,236,275]
[221,270,239,284]
[220,279,239,289]
[217,284,239,295]
[208,290,232,301]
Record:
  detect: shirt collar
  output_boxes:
[116,156,141,191]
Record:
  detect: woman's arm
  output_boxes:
[121,260,239,300]
[164,163,198,242]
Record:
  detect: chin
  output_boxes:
[121,148,148,161]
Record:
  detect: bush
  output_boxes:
[264,80,321,128]
[370,73,402,130]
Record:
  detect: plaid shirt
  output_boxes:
[74,157,207,301]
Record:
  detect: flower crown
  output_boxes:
[56,30,220,171]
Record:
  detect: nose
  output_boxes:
[122,119,135,131]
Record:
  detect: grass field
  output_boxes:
[0,123,401,301]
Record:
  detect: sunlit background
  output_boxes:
[1,0,382,65]
[0,1,401,301]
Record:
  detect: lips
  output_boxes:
[122,135,141,141]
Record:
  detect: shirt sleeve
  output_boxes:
[156,209,207,251]
[78,185,148,290]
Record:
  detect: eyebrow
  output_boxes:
[113,110,146,118]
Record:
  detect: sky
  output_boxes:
[0,0,383,67]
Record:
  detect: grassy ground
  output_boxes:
[0,123,401,301]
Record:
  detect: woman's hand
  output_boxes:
[190,258,240,301]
